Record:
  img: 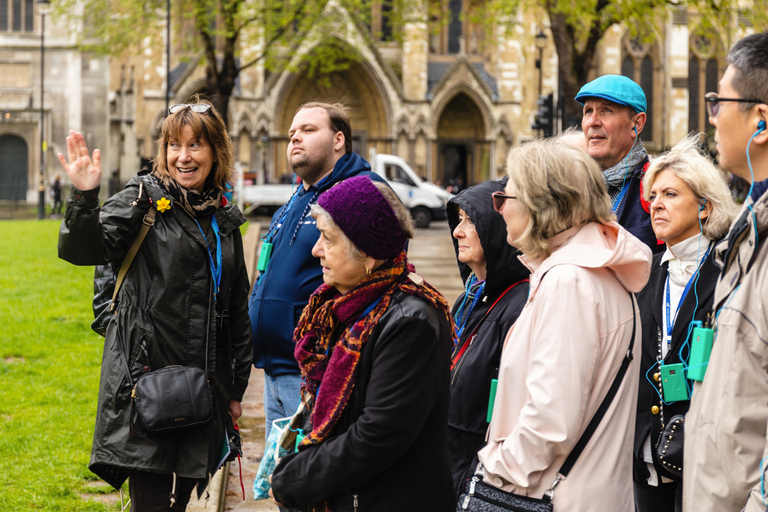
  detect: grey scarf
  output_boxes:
[602,143,648,189]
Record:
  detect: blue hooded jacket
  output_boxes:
[248,152,384,376]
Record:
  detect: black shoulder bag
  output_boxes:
[112,204,213,432]
[457,293,637,512]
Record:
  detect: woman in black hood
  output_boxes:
[446,178,530,495]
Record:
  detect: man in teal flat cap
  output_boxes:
[576,74,662,253]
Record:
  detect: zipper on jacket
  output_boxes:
[352,493,358,512]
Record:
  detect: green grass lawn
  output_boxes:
[0,220,121,511]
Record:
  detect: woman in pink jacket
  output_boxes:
[477,139,652,511]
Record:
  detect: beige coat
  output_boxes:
[478,222,651,512]
[684,195,768,512]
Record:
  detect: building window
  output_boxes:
[688,32,721,134]
[1,0,33,32]
[621,37,655,142]
[370,0,394,42]
[447,0,461,54]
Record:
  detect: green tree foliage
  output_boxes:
[473,0,768,125]
[50,0,418,127]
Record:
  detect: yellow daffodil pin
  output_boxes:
[157,197,171,213]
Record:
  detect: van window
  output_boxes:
[384,164,416,187]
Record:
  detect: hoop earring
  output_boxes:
[366,267,371,276]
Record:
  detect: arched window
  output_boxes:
[689,32,722,135]
[621,36,656,142]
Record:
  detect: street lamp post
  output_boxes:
[535,29,547,101]
[37,0,50,220]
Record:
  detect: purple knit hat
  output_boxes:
[317,176,407,260]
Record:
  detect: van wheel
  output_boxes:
[411,207,431,229]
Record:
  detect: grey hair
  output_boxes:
[643,133,740,239]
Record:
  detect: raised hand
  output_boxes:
[56,130,102,191]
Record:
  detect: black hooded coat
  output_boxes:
[446,178,530,495]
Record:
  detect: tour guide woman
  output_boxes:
[57,101,252,510]
[270,175,455,511]
[478,139,652,511]
[632,135,738,512]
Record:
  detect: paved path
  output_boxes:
[217,220,462,511]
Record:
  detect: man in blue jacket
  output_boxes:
[249,102,383,437]
[576,75,664,253]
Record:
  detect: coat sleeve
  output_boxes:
[271,308,449,507]
[58,181,148,266]
[228,228,252,401]
[478,269,610,491]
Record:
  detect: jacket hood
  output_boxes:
[523,221,652,296]
[447,178,529,298]
[313,152,373,192]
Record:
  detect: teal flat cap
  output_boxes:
[575,74,647,114]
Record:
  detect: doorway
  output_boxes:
[0,135,29,201]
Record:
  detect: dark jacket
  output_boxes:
[446,179,530,494]
[633,245,718,482]
[58,171,252,490]
[271,291,454,512]
[613,157,665,254]
[248,152,384,376]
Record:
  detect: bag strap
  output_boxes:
[451,279,529,369]
[110,207,157,312]
[543,292,637,498]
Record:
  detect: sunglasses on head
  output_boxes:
[704,92,763,118]
[491,190,516,212]
[168,103,212,115]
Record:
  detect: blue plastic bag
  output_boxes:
[253,417,292,500]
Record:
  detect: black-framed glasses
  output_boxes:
[705,92,763,117]
[168,103,212,115]
[492,191,517,212]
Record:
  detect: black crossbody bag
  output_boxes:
[111,204,213,432]
[457,293,637,512]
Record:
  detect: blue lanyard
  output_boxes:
[454,278,485,340]
[611,180,631,213]
[194,215,222,300]
[664,244,711,338]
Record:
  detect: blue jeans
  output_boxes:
[263,373,303,442]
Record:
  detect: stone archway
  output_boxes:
[0,135,29,201]
[273,61,391,179]
[436,92,487,189]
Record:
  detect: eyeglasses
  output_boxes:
[704,92,764,117]
[492,191,517,212]
[168,103,212,115]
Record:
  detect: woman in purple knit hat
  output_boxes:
[269,175,455,512]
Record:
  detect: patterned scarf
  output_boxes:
[294,251,454,455]
[151,171,221,217]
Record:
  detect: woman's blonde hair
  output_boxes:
[643,134,739,240]
[154,95,234,193]
[506,139,615,258]
[311,181,413,261]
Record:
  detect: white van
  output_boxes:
[240,151,452,228]
[369,150,453,228]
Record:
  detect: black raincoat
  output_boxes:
[58,171,252,491]
[446,178,530,495]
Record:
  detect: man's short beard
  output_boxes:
[292,153,333,186]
